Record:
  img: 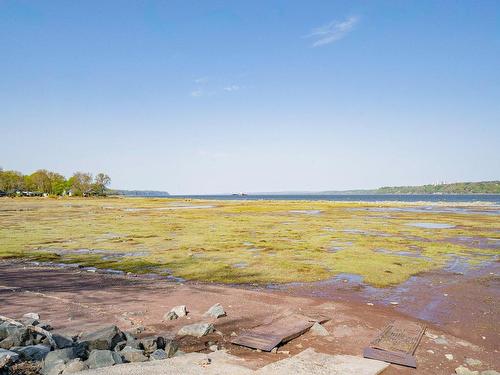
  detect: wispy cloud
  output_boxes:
[190,89,203,97]
[305,16,359,47]
[223,85,240,92]
[194,76,209,84]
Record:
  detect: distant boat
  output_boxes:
[232,192,248,196]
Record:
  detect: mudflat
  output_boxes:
[0,261,498,374]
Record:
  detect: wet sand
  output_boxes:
[1,260,498,374]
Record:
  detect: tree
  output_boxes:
[93,173,111,196]
[29,170,51,193]
[70,172,93,196]
[0,169,25,192]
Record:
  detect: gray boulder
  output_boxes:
[42,348,77,375]
[86,349,123,369]
[61,358,88,374]
[79,325,125,350]
[120,346,148,363]
[177,323,214,338]
[0,323,26,341]
[14,344,50,361]
[52,333,74,349]
[203,303,226,318]
[164,339,179,358]
[139,336,166,354]
[0,328,29,349]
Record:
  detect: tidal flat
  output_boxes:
[1,197,498,287]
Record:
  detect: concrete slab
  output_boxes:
[77,349,389,375]
[256,348,389,375]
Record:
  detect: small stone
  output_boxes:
[209,345,218,352]
[271,348,277,353]
[455,365,479,375]
[23,312,40,320]
[163,311,178,321]
[120,346,148,363]
[445,354,454,360]
[296,343,303,348]
[310,322,329,336]
[465,358,482,367]
[426,350,435,354]
[230,332,237,337]
[278,350,290,355]
[85,349,123,369]
[203,303,226,318]
[170,305,187,317]
[177,323,214,338]
[481,371,500,375]
[198,358,211,367]
[150,349,167,361]
[390,301,399,305]
[366,303,374,306]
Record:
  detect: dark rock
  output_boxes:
[120,346,148,363]
[139,336,166,355]
[14,344,50,361]
[52,334,74,349]
[79,325,125,350]
[163,311,178,321]
[85,349,123,369]
[113,341,127,352]
[37,322,53,331]
[73,341,89,360]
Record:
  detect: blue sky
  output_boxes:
[1,1,499,194]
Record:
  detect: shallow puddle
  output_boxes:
[406,222,456,229]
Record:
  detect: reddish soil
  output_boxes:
[0,260,498,374]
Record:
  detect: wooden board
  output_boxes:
[363,320,425,368]
[231,314,328,351]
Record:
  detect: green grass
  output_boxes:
[0,197,498,287]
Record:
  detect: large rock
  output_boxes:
[42,348,77,375]
[120,346,148,363]
[204,303,226,318]
[52,333,74,349]
[0,323,26,341]
[177,323,214,338]
[61,358,88,374]
[164,339,179,358]
[14,344,50,361]
[86,349,123,369]
[163,311,178,321]
[80,325,125,350]
[139,337,165,354]
[0,328,30,349]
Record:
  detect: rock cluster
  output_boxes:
[0,315,179,375]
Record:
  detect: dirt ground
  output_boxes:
[0,260,498,374]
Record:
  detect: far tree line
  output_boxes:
[0,168,111,197]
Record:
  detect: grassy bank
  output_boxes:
[1,197,498,287]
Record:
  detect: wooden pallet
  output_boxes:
[231,314,328,351]
[363,320,426,368]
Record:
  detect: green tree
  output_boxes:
[70,172,93,196]
[93,173,111,196]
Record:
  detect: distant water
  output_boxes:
[167,194,500,204]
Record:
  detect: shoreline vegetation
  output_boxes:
[0,197,497,287]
